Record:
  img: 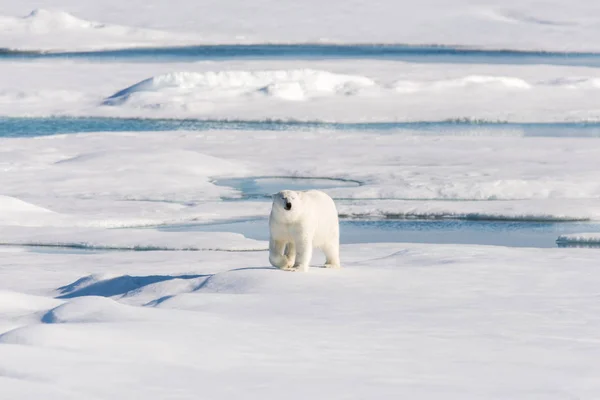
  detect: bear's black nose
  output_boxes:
[285,202,292,210]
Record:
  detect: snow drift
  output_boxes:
[0,196,64,226]
[4,2,600,52]
[0,9,199,52]
[104,70,377,105]
[95,66,600,122]
[3,59,600,122]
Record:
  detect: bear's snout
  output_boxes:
[284,201,292,210]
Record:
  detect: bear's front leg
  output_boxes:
[293,238,313,272]
[284,242,296,268]
[269,239,294,270]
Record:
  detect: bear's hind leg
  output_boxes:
[323,243,341,269]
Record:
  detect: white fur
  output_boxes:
[269,189,340,272]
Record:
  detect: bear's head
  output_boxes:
[271,190,303,222]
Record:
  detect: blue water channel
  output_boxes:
[156,176,600,249]
[4,117,600,138]
[156,218,600,249]
[3,44,600,67]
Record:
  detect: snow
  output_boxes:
[0,195,62,227]
[2,243,600,399]
[2,130,600,226]
[0,9,200,52]
[3,1,600,397]
[3,60,600,122]
[2,122,600,395]
[3,2,600,51]
[0,195,53,215]
[104,70,376,105]
[337,199,600,222]
[0,226,267,251]
[0,291,62,314]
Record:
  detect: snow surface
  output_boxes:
[3,115,600,397]
[3,2,600,51]
[3,60,600,121]
[104,70,377,105]
[4,1,600,397]
[0,227,266,252]
[0,9,200,52]
[2,243,600,399]
[2,131,600,228]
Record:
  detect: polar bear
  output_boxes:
[269,189,340,272]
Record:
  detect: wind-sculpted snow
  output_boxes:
[0,196,52,215]
[2,60,600,122]
[104,70,377,105]
[102,70,537,112]
[0,196,63,226]
[40,296,141,324]
[3,2,600,51]
[104,70,534,109]
[98,67,600,121]
[0,9,200,52]
[0,291,62,314]
[2,244,600,399]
